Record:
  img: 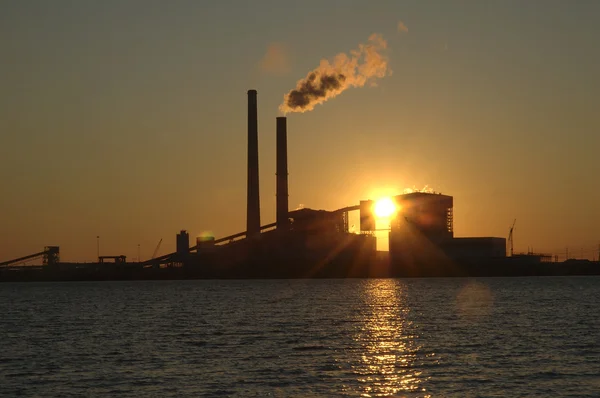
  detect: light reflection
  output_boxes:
[455,281,494,319]
[348,279,431,397]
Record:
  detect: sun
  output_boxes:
[374,197,397,218]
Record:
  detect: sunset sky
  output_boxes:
[1,0,599,262]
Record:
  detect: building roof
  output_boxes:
[397,192,453,200]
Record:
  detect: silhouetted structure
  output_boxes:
[391,192,453,241]
[388,192,512,276]
[359,200,376,232]
[276,117,289,230]
[196,236,215,253]
[43,246,60,266]
[247,89,261,238]
[0,246,59,267]
[176,230,189,255]
[99,255,127,265]
[2,89,599,282]
[289,208,346,234]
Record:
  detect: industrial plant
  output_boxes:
[1,90,598,281]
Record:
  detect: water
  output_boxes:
[1,278,599,397]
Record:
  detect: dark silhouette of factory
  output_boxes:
[1,89,599,281]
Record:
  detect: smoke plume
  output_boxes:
[279,34,389,114]
[259,42,291,75]
[403,185,435,194]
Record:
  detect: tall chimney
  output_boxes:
[247,89,261,237]
[276,117,289,230]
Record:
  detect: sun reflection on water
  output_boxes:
[347,279,430,397]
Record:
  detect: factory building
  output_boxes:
[391,192,453,241]
[3,86,598,281]
[445,237,507,260]
[288,208,346,234]
[388,192,506,275]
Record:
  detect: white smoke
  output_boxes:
[279,34,390,114]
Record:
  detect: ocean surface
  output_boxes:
[1,277,599,397]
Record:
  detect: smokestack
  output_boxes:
[276,117,289,230]
[247,89,261,237]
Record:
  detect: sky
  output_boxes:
[1,0,599,262]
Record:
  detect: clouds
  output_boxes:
[397,21,408,33]
[259,42,291,75]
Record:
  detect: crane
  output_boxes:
[508,219,516,256]
[151,238,163,259]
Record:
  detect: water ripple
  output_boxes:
[0,277,599,396]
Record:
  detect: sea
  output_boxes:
[1,277,599,397]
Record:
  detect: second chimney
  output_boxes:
[276,117,289,230]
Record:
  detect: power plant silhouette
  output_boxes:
[1,90,599,281]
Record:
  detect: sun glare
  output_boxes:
[374,197,396,218]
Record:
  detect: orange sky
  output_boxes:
[1,1,599,262]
